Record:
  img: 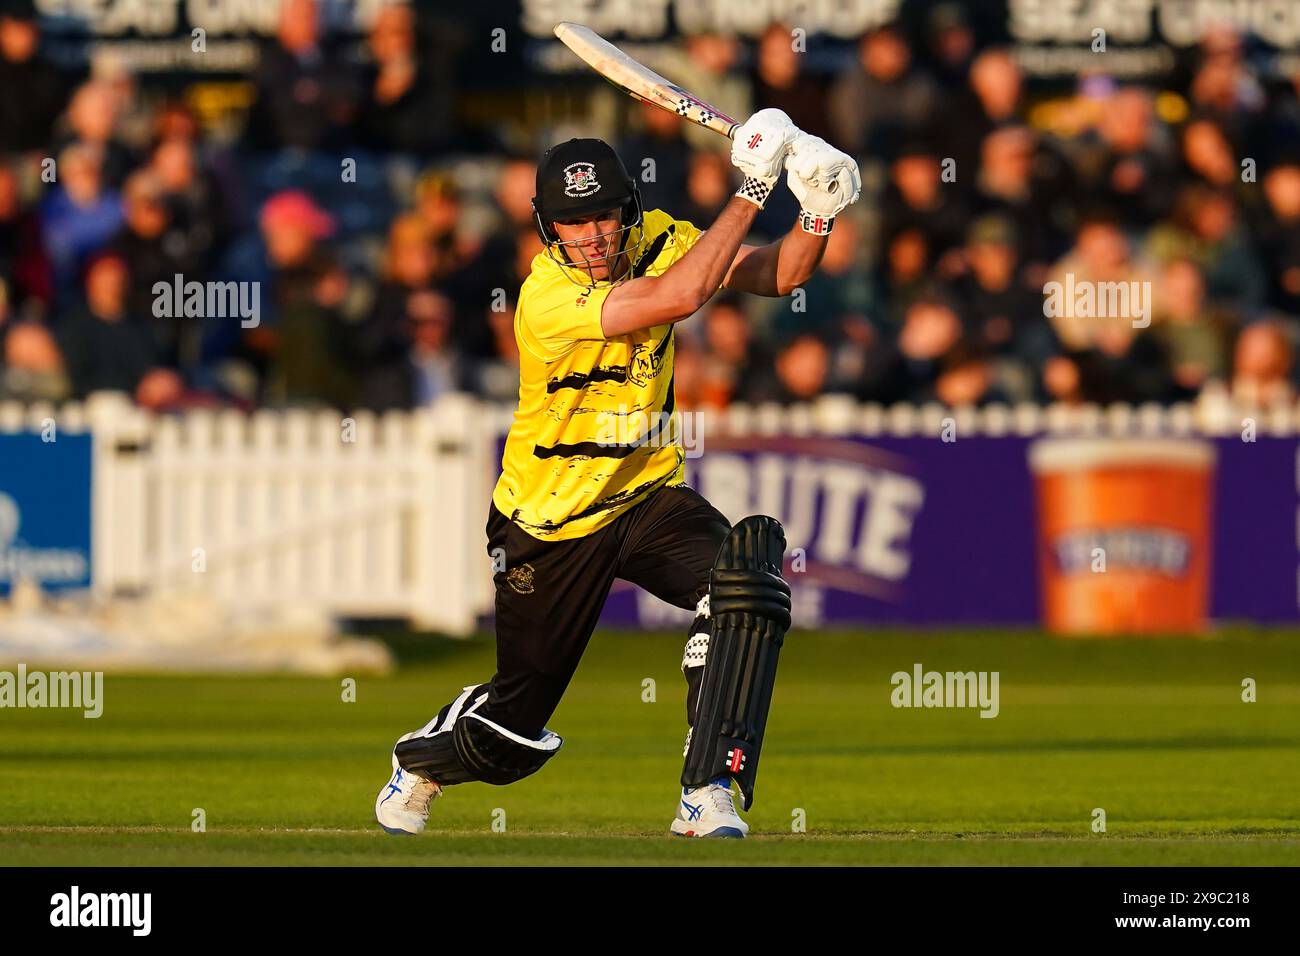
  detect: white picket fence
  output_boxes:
[3,390,1299,635]
[2,393,496,633]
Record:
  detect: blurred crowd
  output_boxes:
[3,0,1300,413]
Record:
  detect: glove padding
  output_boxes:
[785,133,861,230]
[731,109,797,206]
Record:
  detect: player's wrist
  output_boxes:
[798,210,835,235]
[736,175,777,209]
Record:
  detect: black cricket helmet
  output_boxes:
[531,138,644,287]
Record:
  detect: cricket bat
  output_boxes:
[554,21,740,141]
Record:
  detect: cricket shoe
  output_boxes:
[670,777,749,838]
[375,734,442,835]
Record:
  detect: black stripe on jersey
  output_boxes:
[511,469,679,534]
[534,330,676,459]
[653,326,674,359]
[545,325,674,394]
[630,224,674,279]
[546,366,628,393]
[533,442,633,459]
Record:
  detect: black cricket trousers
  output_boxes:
[480,483,731,740]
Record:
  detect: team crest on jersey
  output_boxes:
[627,339,666,386]
[506,563,536,594]
[563,162,601,198]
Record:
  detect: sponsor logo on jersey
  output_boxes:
[626,340,666,387]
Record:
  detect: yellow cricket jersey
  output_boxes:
[493,208,703,541]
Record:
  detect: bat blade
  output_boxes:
[554,21,739,140]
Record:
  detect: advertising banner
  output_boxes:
[596,433,1300,631]
[0,434,93,596]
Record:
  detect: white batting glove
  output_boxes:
[730,108,797,208]
[785,133,861,234]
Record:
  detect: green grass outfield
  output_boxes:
[2,629,1298,866]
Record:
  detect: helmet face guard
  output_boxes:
[530,138,645,289]
[533,189,644,289]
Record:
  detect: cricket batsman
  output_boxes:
[376,108,860,837]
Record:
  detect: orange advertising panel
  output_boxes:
[1029,439,1216,635]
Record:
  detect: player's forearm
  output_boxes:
[662,195,760,311]
[600,197,760,336]
[774,226,828,296]
[726,225,828,297]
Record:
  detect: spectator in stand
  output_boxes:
[880,141,969,267]
[829,25,937,164]
[1179,116,1242,190]
[246,0,361,152]
[1044,215,1155,352]
[55,80,134,188]
[251,190,354,408]
[0,157,52,315]
[1256,155,1300,315]
[947,215,1041,360]
[681,149,733,227]
[1186,25,1265,139]
[4,7,1297,415]
[148,136,228,274]
[0,2,67,156]
[40,144,123,293]
[412,170,473,284]
[843,293,966,404]
[880,227,932,328]
[514,228,544,282]
[1081,87,1178,230]
[1231,320,1295,405]
[353,213,441,410]
[1150,257,1231,396]
[893,294,966,402]
[772,333,834,405]
[92,50,154,153]
[107,171,196,367]
[410,170,494,356]
[783,213,876,341]
[752,23,831,142]
[936,48,1022,175]
[697,294,779,408]
[1146,184,1266,313]
[56,252,182,407]
[1048,320,1176,406]
[970,126,1068,276]
[676,33,751,152]
[669,333,708,411]
[359,3,446,156]
[1,319,67,402]
[751,24,830,236]
[475,297,520,403]
[455,157,538,314]
[619,101,692,216]
[408,288,470,405]
[934,344,1004,407]
[922,2,977,87]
